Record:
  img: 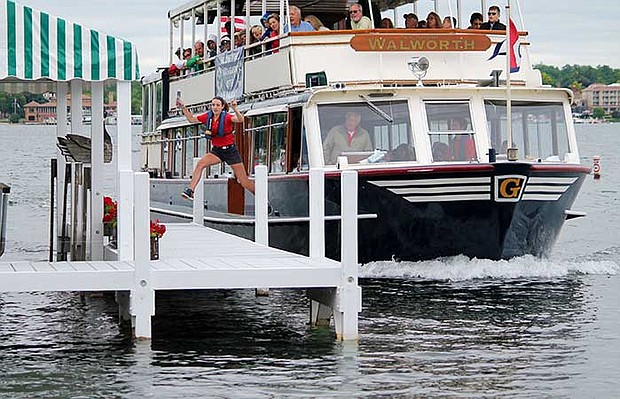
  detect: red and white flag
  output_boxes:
[488,18,521,73]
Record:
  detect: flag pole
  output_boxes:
[505,1,517,161]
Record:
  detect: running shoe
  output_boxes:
[181,187,194,200]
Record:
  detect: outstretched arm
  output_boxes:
[176,98,199,123]
[230,100,244,123]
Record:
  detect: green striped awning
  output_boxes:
[0,0,139,85]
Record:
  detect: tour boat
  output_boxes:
[140,0,589,263]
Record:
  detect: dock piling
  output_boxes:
[131,172,155,339]
[334,170,361,340]
[254,165,268,246]
[193,157,204,224]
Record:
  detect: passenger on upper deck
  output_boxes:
[380,17,394,29]
[249,25,263,55]
[259,12,273,40]
[403,13,418,28]
[265,14,280,53]
[323,111,373,165]
[192,41,205,71]
[304,15,329,31]
[206,35,218,57]
[234,30,246,48]
[285,6,314,32]
[426,12,442,28]
[220,35,231,52]
[178,48,193,75]
[418,20,427,28]
[468,13,484,29]
[349,4,372,30]
[443,16,457,29]
[168,47,183,76]
[480,6,506,30]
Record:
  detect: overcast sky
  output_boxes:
[18,0,620,75]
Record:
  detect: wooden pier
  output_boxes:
[0,167,361,340]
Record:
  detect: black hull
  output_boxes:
[151,163,589,263]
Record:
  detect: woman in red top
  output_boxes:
[177,96,255,200]
[265,14,280,53]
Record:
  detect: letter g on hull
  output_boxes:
[494,175,527,202]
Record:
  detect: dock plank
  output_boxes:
[0,263,15,272]
[10,261,36,272]
[0,223,342,293]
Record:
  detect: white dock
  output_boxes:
[0,167,362,341]
[0,224,341,291]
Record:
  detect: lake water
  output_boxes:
[0,123,618,398]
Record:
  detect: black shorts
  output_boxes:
[211,144,242,165]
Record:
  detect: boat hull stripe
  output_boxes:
[391,186,490,194]
[522,194,561,201]
[404,194,490,202]
[524,185,569,193]
[370,177,491,187]
[528,177,578,184]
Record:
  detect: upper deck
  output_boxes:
[164,28,537,113]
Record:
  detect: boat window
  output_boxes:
[270,113,287,174]
[142,84,151,133]
[198,135,210,176]
[484,101,570,161]
[425,101,477,162]
[163,129,172,178]
[250,115,269,174]
[318,100,415,165]
[173,128,183,177]
[248,112,288,174]
[184,126,196,178]
[288,107,307,172]
[155,80,163,129]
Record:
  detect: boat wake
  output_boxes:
[361,249,620,281]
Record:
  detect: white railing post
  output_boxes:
[90,81,104,261]
[335,170,361,340]
[132,172,154,339]
[70,80,83,134]
[117,80,134,262]
[254,165,268,246]
[309,167,325,259]
[192,157,204,224]
[118,170,134,261]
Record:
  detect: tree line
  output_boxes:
[535,64,620,91]
[2,65,620,121]
[0,82,142,122]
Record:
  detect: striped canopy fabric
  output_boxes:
[0,0,139,88]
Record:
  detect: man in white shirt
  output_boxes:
[349,4,372,30]
[286,5,315,32]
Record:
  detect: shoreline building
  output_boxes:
[582,83,620,113]
[24,93,117,124]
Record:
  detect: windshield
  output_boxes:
[485,101,570,161]
[425,101,477,162]
[318,100,416,165]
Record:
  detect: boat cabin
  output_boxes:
[140,0,578,180]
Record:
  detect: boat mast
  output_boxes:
[505,0,515,160]
[231,0,236,48]
[514,0,525,32]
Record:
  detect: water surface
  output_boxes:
[0,123,618,398]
